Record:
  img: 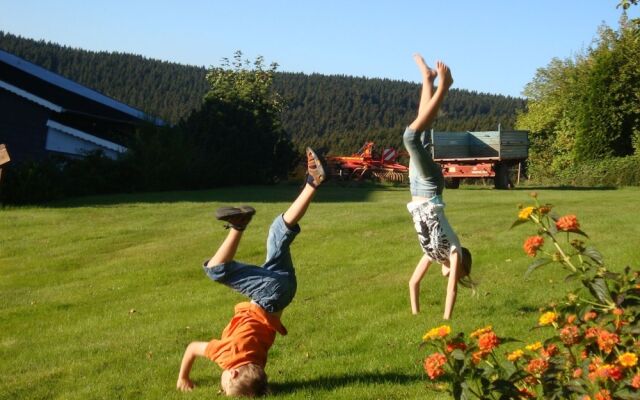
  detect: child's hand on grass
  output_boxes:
[176,377,194,392]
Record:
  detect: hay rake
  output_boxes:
[326,142,409,183]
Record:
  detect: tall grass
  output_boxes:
[1,185,638,399]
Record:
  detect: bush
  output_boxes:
[0,158,64,204]
[0,152,134,205]
[420,193,640,399]
[529,155,640,187]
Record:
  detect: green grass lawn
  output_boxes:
[1,185,639,399]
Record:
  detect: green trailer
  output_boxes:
[430,126,529,189]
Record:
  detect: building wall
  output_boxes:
[0,88,51,163]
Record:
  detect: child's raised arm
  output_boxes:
[177,341,208,392]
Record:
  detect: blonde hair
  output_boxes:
[224,363,268,397]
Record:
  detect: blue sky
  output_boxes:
[1,0,637,98]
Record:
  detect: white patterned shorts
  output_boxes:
[407,199,460,265]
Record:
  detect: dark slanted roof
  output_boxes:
[0,49,164,125]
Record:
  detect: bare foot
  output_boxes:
[436,61,453,89]
[413,53,437,82]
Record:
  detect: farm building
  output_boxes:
[0,49,162,163]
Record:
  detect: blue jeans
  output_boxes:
[402,127,444,198]
[203,214,299,313]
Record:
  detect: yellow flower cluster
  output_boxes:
[538,311,558,326]
[422,325,451,341]
[507,349,524,361]
[618,352,638,368]
[470,325,493,338]
[525,341,542,352]
[518,206,535,220]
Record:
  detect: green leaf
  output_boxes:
[585,277,612,304]
[500,361,517,378]
[450,349,465,360]
[509,219,528,229]
[614,389,640,400]
[497,337,521,345]
[525,258,553,279]
[603,271,619,280]
[582,247,604,265]
[564,272,579,282]
[571,228,589,238]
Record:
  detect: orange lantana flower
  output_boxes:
[445,341,467,353]
[471,350,487,365]
[478,331,500,352]
[540,344,558,359]
[556,214,580,231]
[523,236,544,257]
[560,324,580,346]
[632,373,640,389]
[538,205,551,215]
[525,358,548,375]
[423,352,447,379]
[596,330,620,354]
[594,389,612,400]
[590,364,623,381]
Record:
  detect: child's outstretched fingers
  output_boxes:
[177,377,194,392]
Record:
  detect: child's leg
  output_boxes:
[207,229,243,267]
[264,147,324,270]
[282,146,324,228]
[409,59,453,133]
[204,207,277,304]
[256,184,315,312]
[414,54,437,119]
[206,206,256,266]
[283,183,316,228]
[403,58,454,189]
[261,183,315,274]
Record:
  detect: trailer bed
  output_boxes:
[431,130,528,161]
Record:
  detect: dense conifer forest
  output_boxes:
[0,31,525,153]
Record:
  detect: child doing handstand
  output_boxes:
[176,148,326,396]
[403,54,472,320]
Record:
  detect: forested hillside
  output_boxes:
[0,31,525,152]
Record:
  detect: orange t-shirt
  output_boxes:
[205,302,288,369]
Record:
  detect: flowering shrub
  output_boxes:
[420,193,639,399]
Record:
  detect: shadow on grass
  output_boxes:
[42,183,399,208]
[512,185,617,191]
[269,372,421,394]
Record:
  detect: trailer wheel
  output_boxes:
[494,162,513,190]
[445,178,461,189]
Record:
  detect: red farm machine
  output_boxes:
[324,127,528,188]
[326,142,409,183]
